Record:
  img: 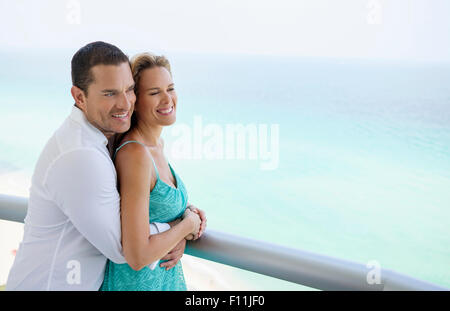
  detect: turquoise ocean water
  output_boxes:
[0,50,449,289]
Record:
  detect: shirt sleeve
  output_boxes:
[147,222,171,270]
[45,148,169,265]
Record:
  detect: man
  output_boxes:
[6,41,205,290]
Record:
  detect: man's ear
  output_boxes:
[71,85,87,112]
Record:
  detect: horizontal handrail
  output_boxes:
[0,193,448,291]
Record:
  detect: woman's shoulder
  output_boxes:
[114,140,156,186]
[114,138,151,167]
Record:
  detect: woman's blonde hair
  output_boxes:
[130,52,172,97]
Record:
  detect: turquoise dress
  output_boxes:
[100,140,188,291]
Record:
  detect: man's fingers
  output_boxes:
[160,259,174,267]
[160,259,177,270]
[160,253,174,261]
[160,252,183,269]
[162,248,184,260]
[172,243,182,252]
[157,236,186,270]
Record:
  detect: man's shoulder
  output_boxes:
[39,119,112,178]
[54,116,96,151]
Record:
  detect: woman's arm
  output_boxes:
[115,142,200,271]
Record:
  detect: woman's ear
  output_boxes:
[71,85,87,112]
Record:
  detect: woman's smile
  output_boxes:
[156,105,174,116]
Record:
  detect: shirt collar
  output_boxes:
[69,105,109,146]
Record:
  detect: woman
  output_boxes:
[100,53,206,291]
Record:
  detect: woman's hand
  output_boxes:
[185,233,195,241]
[185,204,207,240]
[182,208,201,239]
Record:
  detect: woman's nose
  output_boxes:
[160,91,172,104]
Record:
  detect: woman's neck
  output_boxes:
[133,122,163,148]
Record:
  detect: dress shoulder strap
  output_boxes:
[113,140,160,179]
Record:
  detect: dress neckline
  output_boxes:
[156,162,179,190]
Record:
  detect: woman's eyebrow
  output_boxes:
[146,87,159,91]
[145,83,174,92]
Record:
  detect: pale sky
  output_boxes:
[0,0,449,62]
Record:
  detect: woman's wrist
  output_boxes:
[181,214,195,233]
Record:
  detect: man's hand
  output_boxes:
[159,238,186,270]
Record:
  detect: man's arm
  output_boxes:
[147,222,170,270]
[45,148,171,265]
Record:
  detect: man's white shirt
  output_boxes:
[6,106,170,290]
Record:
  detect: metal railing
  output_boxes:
[0,193,448,291]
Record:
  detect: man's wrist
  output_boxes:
[154,222,171,232]
[168,218,181,228]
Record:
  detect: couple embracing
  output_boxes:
[6,41,207,291]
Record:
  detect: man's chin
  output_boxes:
[116,125,130,133]
[90,122,126,139]
[111,121,131,134]
[101,126,129,139]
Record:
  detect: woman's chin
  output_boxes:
[141,113,176,127]
[162,115,176,126]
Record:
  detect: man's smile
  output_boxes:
[111,111,129,119]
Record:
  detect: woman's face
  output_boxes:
[135,66,177,127]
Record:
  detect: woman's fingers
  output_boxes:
[200,218,207,238]
[198,208,206,221]
[188,205,200,215]
[182,208,192,219]
[197,209,207,237]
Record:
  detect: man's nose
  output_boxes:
[116,91,132,110]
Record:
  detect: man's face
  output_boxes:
[75,62,136,138]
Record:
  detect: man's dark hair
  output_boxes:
[71,41,129,95]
